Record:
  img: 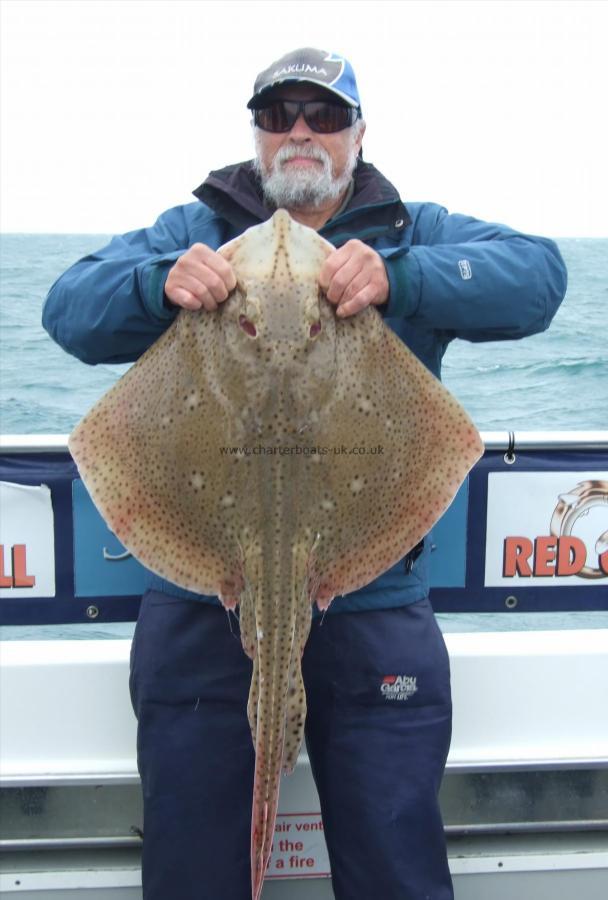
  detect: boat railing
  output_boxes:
[1,430,606,623]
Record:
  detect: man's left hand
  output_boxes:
[319,240,389,317]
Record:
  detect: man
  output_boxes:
[43,48,567,900]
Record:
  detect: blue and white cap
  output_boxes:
[247,48,361,109]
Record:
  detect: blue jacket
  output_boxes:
[43,160,567,613]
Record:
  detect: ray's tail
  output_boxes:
[248,652,287,900]
[239,548,312,900]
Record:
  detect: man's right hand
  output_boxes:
[164,244,237,311]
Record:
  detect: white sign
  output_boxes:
[485,471,608,587]
[266,812,330,879]
[0,481,55,598]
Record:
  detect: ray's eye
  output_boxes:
[239,315,257,338]
[309,320,322,338]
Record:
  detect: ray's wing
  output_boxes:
[305,307,484,604]
[69,310,246,598]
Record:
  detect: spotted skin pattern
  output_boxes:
[69,210,484,899]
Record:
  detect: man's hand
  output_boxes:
[319,240,389,317]
[165,244,237,311]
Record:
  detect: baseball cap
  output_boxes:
[247,48,361,110]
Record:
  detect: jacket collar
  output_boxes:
[192,159,411,242]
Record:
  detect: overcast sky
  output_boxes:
[1,0,606,236]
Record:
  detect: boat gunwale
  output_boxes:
[2,431,608,454]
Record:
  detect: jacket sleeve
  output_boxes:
[380,205,567,341]
[42,205,202,365]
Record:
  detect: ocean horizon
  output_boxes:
[1,233,606,435]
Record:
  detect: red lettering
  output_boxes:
[0,545,13,588]
[556,536,587,576]
[503,537,533,577]
[533,537,557,577]
[504,536,607,579]
[12,544,36,588]
[278,839,303,852]
[288,854,313,868]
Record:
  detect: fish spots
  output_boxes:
[320,498,335,511]
[220,492,236,508]
[350,476,364,494]
[189,472,205,491]
[184,391,200,410]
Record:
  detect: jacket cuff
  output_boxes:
[139,252,184,321]
[379,248,421,318]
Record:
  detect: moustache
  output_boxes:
[273,145,330,166]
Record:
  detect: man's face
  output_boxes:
[253,83,365,210]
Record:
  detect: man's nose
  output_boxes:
[288,112,314,140]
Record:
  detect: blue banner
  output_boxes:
[1,444,607,625]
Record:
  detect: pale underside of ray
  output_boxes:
[69,209,484,900]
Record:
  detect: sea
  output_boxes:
[0,234,607,639]
[1,234,607,434]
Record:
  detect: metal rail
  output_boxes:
[0,836,142,852]
[2,431,608,454]
[3,819,608,853]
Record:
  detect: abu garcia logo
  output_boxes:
[381,674,418,701]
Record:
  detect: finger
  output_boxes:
[208,255,237,293]
[336,283,377,317]
[324,256,365,305]
[194,266,231,304]
[177,274,220,311]
[174,260,230,304]
[192,245,238,293]
[338,270,371,306]
[339,260,389,312]
[166,287,203,311]
[318,244,355,291]
[179,245,237,296]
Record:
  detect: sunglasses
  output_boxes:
[253,100,360,134]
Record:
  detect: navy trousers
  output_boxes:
[129,592,453,900]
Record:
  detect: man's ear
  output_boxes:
[356,121,366,159]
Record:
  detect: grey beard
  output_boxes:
[253,137,358,210]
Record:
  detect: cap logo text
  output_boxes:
[272,64,328,78]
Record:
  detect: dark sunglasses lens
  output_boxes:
[255,102,296,133]
[305,103,352,133]
[255,101,354,134]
